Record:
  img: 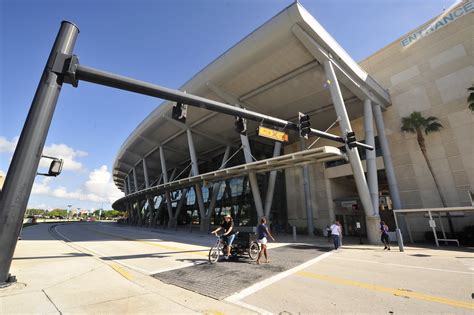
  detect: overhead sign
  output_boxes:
[401,0,473,47]
[258,126,288,142]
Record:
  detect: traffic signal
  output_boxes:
[172,102,187,123]
[346,131,357,148]
[235,116,247,135]
[298,112,311,139]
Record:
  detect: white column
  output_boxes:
[186,130,207,230]
[159,146,174,220]
[143,157,149,188]
[241,134,264,218]
[123,179,128,196]
[323,59,378,244]
[373,104,401,209]
[126,175,132,194]
[264,141,282,217]
[364,99,379,216]
[132,167,138,192]
[208,146,231,216]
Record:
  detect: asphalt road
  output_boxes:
[50,222,474,314]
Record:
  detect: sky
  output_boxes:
[0,0,455,211]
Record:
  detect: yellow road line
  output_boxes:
[296,271,474,310]
[83,226,208,257]
[110,263,133,280]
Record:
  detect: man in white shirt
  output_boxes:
[330,221,342,250]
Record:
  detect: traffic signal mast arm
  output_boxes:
[62,57,373,150]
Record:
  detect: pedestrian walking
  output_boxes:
[256,217,275,264]
[380,221,391,250]
[330,221,342,250]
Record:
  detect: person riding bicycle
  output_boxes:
[211,214,235,259]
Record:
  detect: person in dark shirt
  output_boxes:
[211,215,235,259]
[256,217,275,264]
[380,221,391,250]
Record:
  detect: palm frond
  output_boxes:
[469,86,474,111]
[425,122,443,134]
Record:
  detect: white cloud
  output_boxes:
[1,136,87,172]
[26,203,51,211]
[40,143,88,172]
[32,165,123,204]
[0,136,19,153]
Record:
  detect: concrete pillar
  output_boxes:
[323,59,379,244]
[364,99,379,216]
[372,104,401,210]
[300,139,314,236]
[143,157,149,188]
[264,141,282,217]
[159,146,174,220]
[240,134,264,219]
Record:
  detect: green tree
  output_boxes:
[468,86,474,111]
[401,111,455,236]
[48,209,68,218]
[25,209,46,216]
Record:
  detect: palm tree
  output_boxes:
[401,111,455,236]
[468,86,474,112]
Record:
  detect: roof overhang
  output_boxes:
[112,2,391,191]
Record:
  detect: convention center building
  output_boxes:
[112,1,473,244]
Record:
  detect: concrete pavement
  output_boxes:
[1,221,473,314]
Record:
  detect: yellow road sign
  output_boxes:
[258,126,288,142]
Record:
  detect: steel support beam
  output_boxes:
[159,146,173,220]
[186,130,207,230]
[364,99,379,216]
[143,157,149,188]
[300,139,315,236]
[126,176,132,195]
[241,134,264,219]
[208,146,232,217]
[132,167,138,193]
[323,59,379,243]
[264,141,282,217]
[373,104,401,210]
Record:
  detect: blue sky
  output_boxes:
[0,0,454,211]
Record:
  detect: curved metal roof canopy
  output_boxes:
[112,2,391,191]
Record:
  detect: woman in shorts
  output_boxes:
[256,217,275,264]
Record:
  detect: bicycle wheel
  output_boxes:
[248,242,259,260]
[208,245,220,263]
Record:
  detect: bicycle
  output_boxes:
[208,232,260,263]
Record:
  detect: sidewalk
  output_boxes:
[0,223,251,314]
[1,222,472,314]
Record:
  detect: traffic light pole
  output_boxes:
[70,63,373,150]
[0,21,80,286]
